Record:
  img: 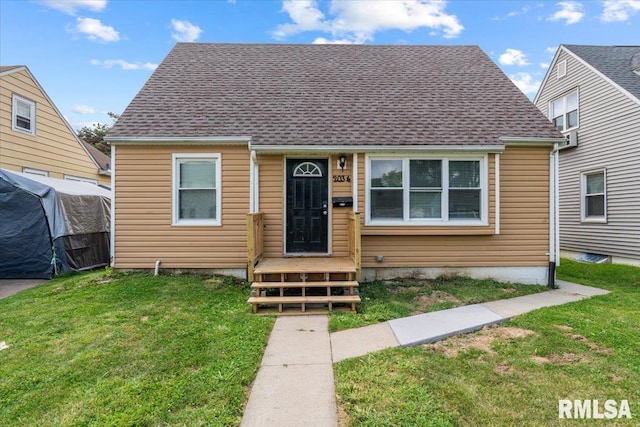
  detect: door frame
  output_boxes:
[283,156,332,256]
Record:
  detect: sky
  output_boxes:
[1,0,638,131]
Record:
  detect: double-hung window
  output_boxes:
[550,90,578,132]
[581,169,606,222]
[12,95,36,135]
[367,156,486,225]
[172,154,221,226]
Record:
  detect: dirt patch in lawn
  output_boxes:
[531,353,586,365]
[553,324,613,355]
[412,291,460,306]
[423,326,536,357]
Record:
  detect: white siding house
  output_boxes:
[534,45,640,266]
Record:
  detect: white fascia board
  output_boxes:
[499,137,565,145]
[106,136,252,145]
[250,144,505,153]
[0,66,27,77]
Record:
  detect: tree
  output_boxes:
[76,112,120,157]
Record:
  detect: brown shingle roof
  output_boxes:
[81,141,111,172]
[108,43,562,146]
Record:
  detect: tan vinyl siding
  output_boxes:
[360,147,551,268]
[257,153,354,258]
[535,49,640,260]
[114,145,249,269]
[257,154,285,257]
[0,69,108,186]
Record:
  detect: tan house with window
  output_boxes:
[0,65,110,186]
[107,43,565,312]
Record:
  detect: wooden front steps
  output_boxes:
[247,257,361,315]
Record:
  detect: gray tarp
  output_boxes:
[0,169,111,279]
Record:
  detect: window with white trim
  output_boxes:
[22,167,48,177]
[12,95,36,135]
[64,175,98,185]
[550,90,578,132]
[581,169,606,222]
[367,156,487,225]
[172,154,221,226]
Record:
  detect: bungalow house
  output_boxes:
[0,65,110,187]
[534,45,640,266]
[107,43,564,312]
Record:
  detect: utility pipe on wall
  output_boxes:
[548,142,560,289]
[154,259,161,276]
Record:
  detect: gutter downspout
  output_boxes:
[548,142,560,288]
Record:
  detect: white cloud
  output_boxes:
[313,37,362,44]
[73,104,97,114]
[492,5,532,20]
[509,72,541,96]
[540,62,550,69]
[601,0,640,22]
[171,19,203,42]
[273,0,463,42]
[38,0,107,15]
[73,17,119,42]
[547,1,585,25]
[499,48,530,66]
[91,59,158,71]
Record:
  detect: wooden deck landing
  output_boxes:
[253,257,357,275]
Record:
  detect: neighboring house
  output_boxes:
[107,43,564,289]
[0,65,110,187]
[534,45,640,266]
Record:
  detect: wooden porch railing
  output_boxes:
[247,212,264,282]
[347,211,362,280]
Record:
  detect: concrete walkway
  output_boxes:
[241,280,609,425]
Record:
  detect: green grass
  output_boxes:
[334,259,640,426]
[0,271,274,426]
[329,276,546,332]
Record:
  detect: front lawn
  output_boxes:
[329,276,546,332]
[334,259,640,426]
[0,271,274,426]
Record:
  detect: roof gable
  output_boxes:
[554,45,640,104]
[1,65,104,171]
[108,43,562,146]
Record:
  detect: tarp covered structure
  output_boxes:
[0,169,111,279]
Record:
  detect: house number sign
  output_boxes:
[332,175,351,182]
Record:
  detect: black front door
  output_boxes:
[286,159,329,253]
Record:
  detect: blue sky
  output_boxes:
[1,0,638,130]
